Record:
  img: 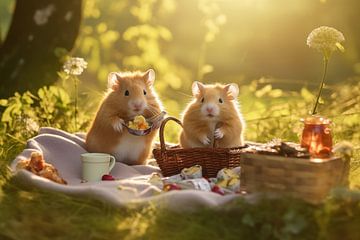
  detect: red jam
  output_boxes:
[300,116,332,158]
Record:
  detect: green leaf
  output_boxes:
[22,91,35,105]
[0,99,8,106]
[269,89,283,98]
[300,88,314,102]
[255,84,272,98]
[57,71,70,80]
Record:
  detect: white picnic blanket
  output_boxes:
[10,127,253,210]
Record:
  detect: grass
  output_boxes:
[1,133,360,240]
[1,82,360,240]
[1,178,360,240]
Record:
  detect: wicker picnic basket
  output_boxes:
[153,117,245,178]
[240,153,349,203]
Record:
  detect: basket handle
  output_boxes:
[159,116,183,152]
[159,116,220,151]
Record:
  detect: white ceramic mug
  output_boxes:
[81,153,116,182]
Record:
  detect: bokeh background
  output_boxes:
[1,1,360,239]
[1,0,359,143]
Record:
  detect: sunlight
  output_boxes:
[0,0,359,239]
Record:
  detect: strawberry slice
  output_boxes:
[102,174,115,181]
[211,185,225,195]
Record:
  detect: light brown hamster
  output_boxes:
[179,81,245,148]
[85,69,163,165]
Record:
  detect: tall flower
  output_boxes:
[62,57,87,131]
[63,57,88,76]
[306,26,345,115]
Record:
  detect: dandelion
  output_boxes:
[62,57,87,131]
[307,26,345,60]
[63,57,88,76]
[306,26,345,115]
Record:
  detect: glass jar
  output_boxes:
[300,116,332,158]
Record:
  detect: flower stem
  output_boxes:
[311,57,329,115]
[74,76,78,131]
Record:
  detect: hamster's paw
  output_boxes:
[113,118,125,132]
[214,128,224,139]
[200,135,211,145]
[151,120,161,130]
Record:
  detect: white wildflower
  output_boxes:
[33,4,56,26]
[63,57,88,76]
[333,141,353,158]
[25,118,39,133]
[307,26,345,59]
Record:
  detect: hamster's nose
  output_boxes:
[133,102,143,111]
[206,107,213,113]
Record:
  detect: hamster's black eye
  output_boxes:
[124,90,129,96]
[201,97,204,103]
[219,98,223,103]
[143,90,147,95]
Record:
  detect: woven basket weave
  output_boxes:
[153,117,245,178]
[240,153,349,203]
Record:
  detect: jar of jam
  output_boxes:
[300,116,332,158]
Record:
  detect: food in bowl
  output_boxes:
[128,115,150,130]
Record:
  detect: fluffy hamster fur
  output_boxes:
[85,69,162,165]
[179,81,245,148]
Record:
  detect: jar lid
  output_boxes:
[301,115,331,124]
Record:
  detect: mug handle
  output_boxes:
[109,156,116,172]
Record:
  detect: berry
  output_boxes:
[102,174,115,181]
[211,185,225,195]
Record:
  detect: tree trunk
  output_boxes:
[0,0,82,99]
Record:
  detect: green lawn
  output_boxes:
[1,81,359,240]
[1,138,360,240]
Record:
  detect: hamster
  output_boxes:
[85,69,163,165]
[179,81,245,148]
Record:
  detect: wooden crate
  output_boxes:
[240,153,349,203]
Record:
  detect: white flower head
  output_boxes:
[307,26,345,59]
[63,57,88,76]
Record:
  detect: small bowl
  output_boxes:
[123,125,153,136]
[122,111,166,136]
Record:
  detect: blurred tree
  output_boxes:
[0,0,82,99]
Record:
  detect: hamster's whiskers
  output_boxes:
[181,109,200,118]
[181,108,201,117]
[146,105,160,117]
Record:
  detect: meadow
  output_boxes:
[1,0,360,239]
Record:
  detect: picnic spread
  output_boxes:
[10,115,349,209]
[10,127,245,210]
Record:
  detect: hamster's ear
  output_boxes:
[108,72,120,90]
[143,69,155,86]
[224,83,239,100]
[192,81,205,96]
